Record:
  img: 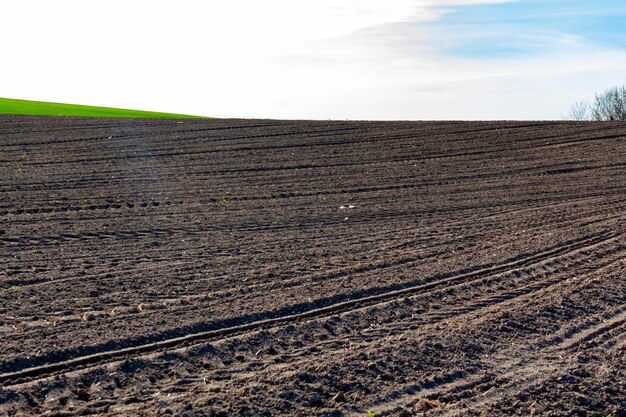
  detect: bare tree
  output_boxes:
[591,86,626,121]
[568,100,591,121]
[567,86,626,121]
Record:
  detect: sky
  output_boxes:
[1,0,626,120]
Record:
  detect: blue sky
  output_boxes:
[1,0,626,119]
[438,0,626,58]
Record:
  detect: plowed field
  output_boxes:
[1,115,625,416]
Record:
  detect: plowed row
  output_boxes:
[1,115,625,416]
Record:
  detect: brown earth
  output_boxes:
[0,115,625,416]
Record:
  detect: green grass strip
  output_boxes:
[0,97,205,118]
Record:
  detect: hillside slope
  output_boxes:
[0,97,203,118]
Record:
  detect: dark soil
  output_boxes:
[1,115,625,416]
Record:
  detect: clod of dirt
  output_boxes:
[44,389,71,408]
[414,398,447,412]
[123,396,141,405]
[308,392,323,407]
[277,390,291,399]
[332,392,346,403]
[377,372,394,381]
[238,386,258,397]
[75,389,90,401]
[111,306,139,315]
[161,299,181,307]
[81,312,97,322]
[137,303,165,312]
